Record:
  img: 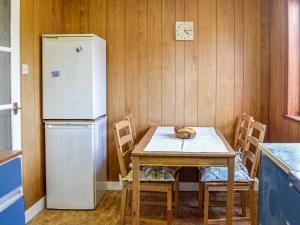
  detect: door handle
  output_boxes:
[13,102,22,115]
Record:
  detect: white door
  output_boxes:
[0,0,21,150]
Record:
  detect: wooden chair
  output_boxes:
[199,121,266,225]
[124,114,180,217]
[198,113,254,215]
[114,120,177,225]
[233,113,254,153]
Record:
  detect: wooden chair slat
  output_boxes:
[240,127,248,135]
[120,134,133,146]
[116,120,131,131]
[243,151,256,164]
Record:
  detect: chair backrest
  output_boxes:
[233,113,254,153]
[242,121,266,178]
[113,120,135,178]
[125,114,137,143]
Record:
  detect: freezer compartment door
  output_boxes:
[45,123,95,209]
[42,37,95,119]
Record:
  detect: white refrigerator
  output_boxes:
[42,34,107,209]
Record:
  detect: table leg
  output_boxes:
[132,156,140,225]
[226,157,234,225]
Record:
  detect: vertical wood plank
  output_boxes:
[184,0,198,126]
[125,0,139,131]
[21,0,36,209]
[216,0,235,141]
[80,0,89,33]
[269,0,286,141]
[107,0,126,180]
[175,0,185,126]
[198,0,217,127]
[244,0,262,120]
[138,0,149,136]
[33,0,46,203]
[62,0,81,33]
[147,0,162,126]
[234,0,244,124]
[261,0,270,139]
[162,0,176,125]
[89,0,107,38]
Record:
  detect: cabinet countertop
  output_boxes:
[259,143,300,173]
[0,149,22,164]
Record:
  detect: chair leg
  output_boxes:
[204,185,209,225]
[241,191,247,216]
[167,187,173,225]
[199,180,204,216]
[120,187,128,225]
[175,172,180,217]
[127,189,132,209]
[249,182,255,225]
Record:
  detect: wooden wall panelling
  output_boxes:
[184,0,198,126]
[21,0,36,209]
[244,0,262,120]
[62,0,81,33]
[269,0,286,141]
[175,0,185,126]
[125,0,139,133]
[216,0,235,141]
[147,0,162,126]
[261,0,270,138]
[33,0,45,207]
[80,0,89,33]
[21,0,63,209]
[161,0,176,126]
[198,0,217,127]
[88,0,106,38]
[138,0,149,137]
[107,0,126,180]
[234,0,244,124]
[268,0,300,142]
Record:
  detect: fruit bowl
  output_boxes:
[174,127,196,139]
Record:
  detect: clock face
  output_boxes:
[176,21,194,41]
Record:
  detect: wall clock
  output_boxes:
[175,21,194,41]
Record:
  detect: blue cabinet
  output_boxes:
[0,156,25,225]
[259,144,300,225]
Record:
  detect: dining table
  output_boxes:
[131,126,236,225]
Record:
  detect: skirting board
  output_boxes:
[25,196,45,223]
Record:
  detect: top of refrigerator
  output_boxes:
[42,34,106,120]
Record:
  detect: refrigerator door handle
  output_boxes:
[45,124,93,129]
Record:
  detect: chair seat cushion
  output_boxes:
[123,167,175,182]
[200,162,250,182]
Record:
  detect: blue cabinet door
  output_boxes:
[0,158,22,199]
[0,197,25,225]
[259,153,300,225]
